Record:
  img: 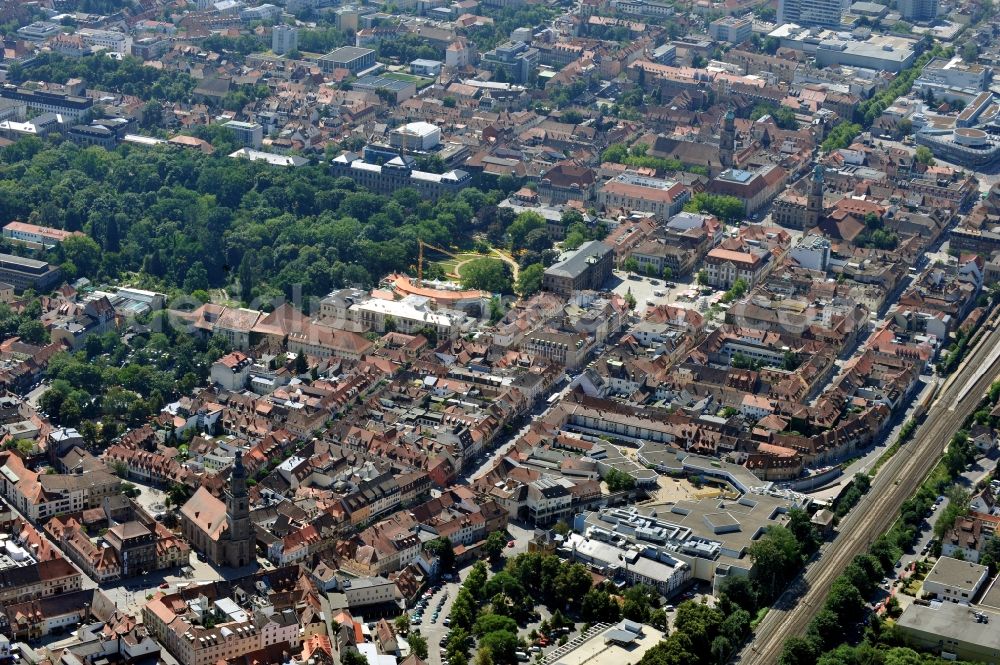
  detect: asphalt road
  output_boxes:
[740,312,1000,665]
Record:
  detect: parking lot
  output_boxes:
[609,270,702,316]
[414,579,462,665]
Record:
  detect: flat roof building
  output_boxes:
[318,46,376,74]
[896,601,1000,662]
[271,24,298,55]
[815,36,917,72]
[547,621,665,665]
[390,121,441,152]
[778,0,841,27]
[16,22,61,42]
[352,75,417,103]
[0,254,62,293]
[572,491,807,592]
[481,41,539,84]
[915,56,991,102]
[709,16,753,44]
[923,557,989,604]
[849,1,888,16]
[410,58,442,77]
[899,0,938,21]
[229,148,308,167]
[223,120,264,149]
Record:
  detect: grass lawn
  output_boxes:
[383,71,434,89]
[436,257,461,274]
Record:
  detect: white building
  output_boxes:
[229,148,308,167]
[740,394,774,420]
[17,22,61,42]
[770,24,916,72]
[271,24,298,54]
[239,3,282,22]
[709,16,752,43]
[922,557,988,604]
[223,121,264,149]
[410,59,443,77]
[527,477,574,525]
[564,532,691,597]
[777,0,841,27]
[389,121,441,151]
[343,576,399,608]
[610,0,674,16]
[915,56,991,102]
[788,233,831,271]
[210,351,253,391]
[445,40,472,68]
[77,28,129,54]
[3,221,81,249]
[349,295,468,339]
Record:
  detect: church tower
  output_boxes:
[224,450,253,567]
[806,164,825,228]
[719,108,736,170]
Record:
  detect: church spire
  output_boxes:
[807,164,825,228]
[230,450,247,497]
[225,450,252,567]
[720,107,736,170]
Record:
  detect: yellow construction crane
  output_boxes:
[417,240,462,283]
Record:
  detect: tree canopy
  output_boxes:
[683,193,745,223]
[0,138,517,309]
[460,258,514,294]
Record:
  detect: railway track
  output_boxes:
[740,318,1000,665]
